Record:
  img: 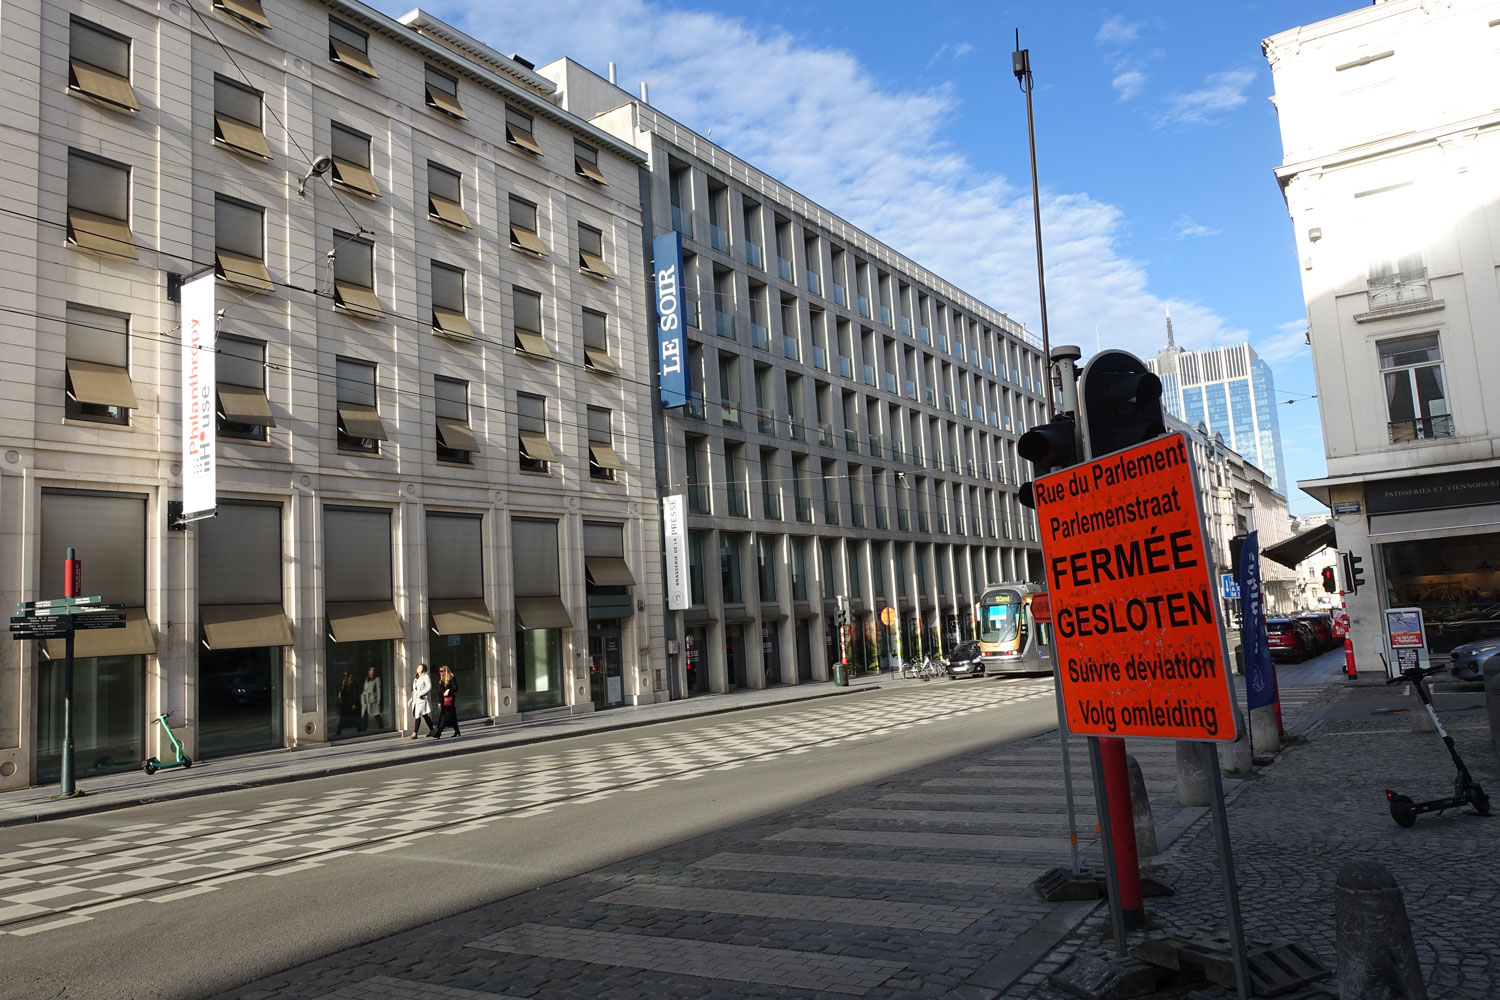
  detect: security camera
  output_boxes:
[297,155,335,197]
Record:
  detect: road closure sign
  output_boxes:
[1034,432,1237,742]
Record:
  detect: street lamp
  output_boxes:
[1013,33,1053,420]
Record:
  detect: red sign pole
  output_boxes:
[1098,737,1143,922]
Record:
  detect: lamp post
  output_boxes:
[1013,33,1053,420]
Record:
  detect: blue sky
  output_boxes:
[374,0,1355,514]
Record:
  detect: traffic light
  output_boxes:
[1079,350,1165,459]
[1341,552,1366,594]
[1016,414,1082,509]
[1321,566,1336,593]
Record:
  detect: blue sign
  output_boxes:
[653,232,687,408]
[1237,530,1278,712]
[1220,573,1240,600]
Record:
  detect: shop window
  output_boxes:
[330,122,380,197]
[427,161,469,228]
[427,512,491,719]
[574,141,606,184]
[435,375,476,464]
[721,534,743,604]
[214,195,273,293]
[1380,333,1452,442]
[512,287,550,358]
[517,391,553,473]
[757,535,777,601]
[69,17,137,111]
[582,308,616,375]
[509,195,546,255]
[512,517,570,712]
[216,334,273,439]
[323,506,400,738]
[331,231,383,319]
[688,531,707,606]
[424,65,466,119]
[587,406,621,481]
[213,75,269,157]
[578,223,611,279]
[64,304,135,423]
[334,357,385,452]
[67,149,135,258]
[430,261,472,340]
[505,105,541,154]
[328,16,377,77]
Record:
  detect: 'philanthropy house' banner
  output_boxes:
[180,271,217,517]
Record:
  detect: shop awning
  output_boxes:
[201,604,293,650]
[326,602,403,642]
[1261,522,1336,570]
[515,596,572,630]
[585,556,635,587]
[430,598,493,635]
[44,608,155,660]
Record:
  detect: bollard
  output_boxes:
[1125,755,1158,856]
[1175,739,1213,806]
[1484,654,1500,768]
[1333,859,1427,1000]
[1251,704,1281,754]
[1226,707,1253,774]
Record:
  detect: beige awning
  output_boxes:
[428,193,470,229]
[589,442,623,472]
[44,608,155,660]
[510,225,547,256]
[70,60,138,111]
[215,115,271,158]
[215,0,270,29]
[436,418,479,454]
[331,156,381,197]
[425,84,467,120]
[506,123,542,154]
[514,330,552,359]
[584,349,618,376]
[334,282,385,319]
[574,155,607,185]
[216,249,274,293]
[430,598,493,635]
[579,250,612,279]
[201,603,292,650]
[67,209,137,259]
[515,596,572,630]
[432,306,474,340]
[586,556,635,587]
[67,359,138,409]
[218,384,275,426]
[337,403,387,441]
[519,432,556,464]
[329,38,378,78]
[326,601,402,642]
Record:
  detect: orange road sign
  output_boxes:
[1034,432,1237,742]
[1030,592,1051,623]
[879,606,897,627]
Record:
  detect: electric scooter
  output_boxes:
[142,710,193,775]
[1383,662,1489,827]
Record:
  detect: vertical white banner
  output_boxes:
[180,272,217,517]
[663,495,690,610]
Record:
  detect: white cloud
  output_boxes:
[1112,70,1146,101]
[926,40,975,69]
[1171,215,1220,239]
[1096,15,1140,45]
[418,0,1254,362]
[1254,319,1310,364]
[1158,69,1257,127]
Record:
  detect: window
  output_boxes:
[517,392,553,472]
[509,196,546,255]
[587,407,622,481]
[216,335,273,439]
[330,123,380,197]
[214,196,273,293]
[574,141,606,184]
[214,0,269,30]
[69,17,137,111]
[430,262,472,340]
[504,105,542,154]
[66,150,134,259]
[720,534,743,604]
[581,308,616,375]
[331,232,382,319]
[424,65,466,119]
[1379,334,1453,442]
[64,304,134,423]
[426,161,469,229]
[213,75,269,158]
[334,358,384,452]
[435,376,477,463]
[578,224,610,279]
[512,287,550,358]
[328,17,377,77]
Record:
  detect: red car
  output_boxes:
[1295,613,1337,652]
[1265,618,1313,662]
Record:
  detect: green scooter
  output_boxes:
[142,710,193,775]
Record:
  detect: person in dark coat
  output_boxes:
[431,665,460,739]
[336,671,359,734]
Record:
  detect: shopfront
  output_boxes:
[512,516,570,713]
[324,506,401,738]
[198,500,290,757]
[684,626,709,694]
[36,490,155,782]
[427,512,491,720]
[584,521,634,709]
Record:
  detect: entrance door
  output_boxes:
[796,619,813,682]
[725,624,744,689]
[762,625,781,685]
[588,623,623,709]
[199,644,282,758]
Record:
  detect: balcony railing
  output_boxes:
[746,241,763,270]
[937,334,948,353]
[818,423,835,447]
[875,507,888,530]
[763,490,781,519]
[727,486,748,517]
[867,434,882,459]
[833,283,846,307]
[900,316,912,336]
[884,371,897,393]
[710,223,730,253]
[862,364,876,387]
[897,508,909,531]
[685,391,706,420]
[782,335,799,361]
[880,305,891,326]
[925,387,936,406]
[790,417,806,442]
[806,271,822,296]
[943,393,954,413]
[904,379,917,400]
[917,511,929,533]
[936,515,948,534]
[889,441,903,463]
[959,400,969,419]
[857,294,871,318]
[671,205,693,237]
[984,356,994,373]
[777,256,793,281]
[751,323,770,350]
[720,400,740,428]
[812,345,828,371]
[715,310,737,339]
[844,429,859,453]
[911,447,922,466]
[1368,268,1432,311]
[851,504,865,528]
[684,298,700,329]
[688,482,710,513]
[919,324,930,344]
[824,500,840,525]
[838,356,854,379]
[795,496,813,522]
[757,407,776,435]
[1389,414,1455,442]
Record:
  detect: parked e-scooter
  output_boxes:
[1383,661,1489,827]
[142,710,193,775]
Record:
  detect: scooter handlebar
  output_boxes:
[1385,664,1446,685]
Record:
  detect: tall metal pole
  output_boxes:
[1014,33,1054,420]
[61,547,79,797]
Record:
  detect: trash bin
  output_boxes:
[1484,653,1500,768]
[833,662,848,687]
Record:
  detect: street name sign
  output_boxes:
[1034,432,1237,742]
[16,596,103,610]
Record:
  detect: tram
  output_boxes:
[976,582,1050,673]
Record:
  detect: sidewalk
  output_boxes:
[0,672,888,829]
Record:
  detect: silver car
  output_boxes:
[1447,635,1500,683]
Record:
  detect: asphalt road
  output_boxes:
[1,677,1060,1000]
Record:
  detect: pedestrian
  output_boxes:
[431,665,460,739]
[336,671,359,734]
[360,665,383,732]
[408,663,435,739]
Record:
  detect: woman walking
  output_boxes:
[431,665,460,739]
[408,663,435,739]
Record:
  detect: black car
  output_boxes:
[945,640,986,679]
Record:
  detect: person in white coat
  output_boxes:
[408,663,435,739]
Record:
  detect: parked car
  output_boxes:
[945,640,986,679]
[1265,618,1313,662]
[1294,612,1338,652]
[1447,634,1500,683]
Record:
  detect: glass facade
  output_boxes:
[199,645,282,757]
[327,639,394,736]
[431,632,487,719]
[516,628,564,711]
[1381,532,1500,656]
[36,654,144,782]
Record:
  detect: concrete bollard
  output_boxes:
[1251,704,1281,754]
[1334,859,1427,1000]
[1226,707,1253,774]
[1125,755,1158,856]
[1175,740,1213,806]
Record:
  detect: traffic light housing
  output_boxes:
[1079,350,1165,459]
[1321,566,1336,593]
[1341,551,1366,594]
[1016,414,1081,509]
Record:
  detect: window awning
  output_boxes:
[506,123,542,155]
[589,443,623,472]
[70,61,139,111]
[574,156,607,185]
[337,403,388,441]
[586,556,635,587]
[326,601,402,642]
[216,249,274,293]
[519,432,556,464]
[218,384,275,426]
[67,209,137,259]
[334,282,385,320]
[67,359,138,409]
[215,115,270,158]
[215,0,271,29]
[329,38,378,78]
[201,603,292,649]
[579,250,612,279]
[436,418,479,454]
[515,596,573,630]
[584,349,617,376]
[425,85,467,120]
[515,330,552,359]
[44,608,155,660]
[428,194,470,229]
[510,226,547,256]
[432,306,474,340]
[1260,522,1337,570]
[331,156,381,197]
[430,598,493,635]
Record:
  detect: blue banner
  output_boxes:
[653,232,687,408]
[1238,530,1277,711]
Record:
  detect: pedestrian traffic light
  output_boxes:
[1016,413,1081,509]
[1340,551,1366,594]
[1078,349,1165,459]
[1321,566,1336,593]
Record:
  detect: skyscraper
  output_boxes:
[1147,310,1289,496]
